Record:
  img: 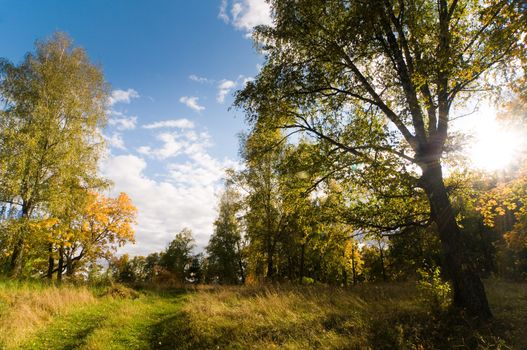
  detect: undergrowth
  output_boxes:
[0,278,525,349]
[163,281,526,349]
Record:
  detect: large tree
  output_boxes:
[236,0,526,318]
[0,33,109,275]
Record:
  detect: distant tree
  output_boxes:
[206,186,245,284]
[111,254,149,284]
[188,253,204,284]
[238,127,287,281]
[160,228,195,283]
[0,33,109,275]
[145,252,161,281]
[479,164,527,278]
[344,239,364,286]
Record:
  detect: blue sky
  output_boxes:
[0,0,272,254]
[3,1,522,256]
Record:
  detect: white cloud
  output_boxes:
[138,129,212,160]
[189,75,213,84]
[217,79,237,103]
[138,133,183,159]
[179,96,205,112]
[109,116,137,130]
[242,76,254,85]
[109,89,139,106]
[142,119,195,129]
[219,0,230,23]
[220,0,272,35]
[137,146,152,155]
[105,132,126,150]
[101,152,237,255]
[215,75,253,104]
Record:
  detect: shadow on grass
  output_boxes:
[147,311,239,350]
[367,308,511,350]
[145,299,514,349]
[22,313,107,350]
[148,313,198,350]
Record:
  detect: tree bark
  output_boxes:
[57,246,64,282]
[9,203,31,277]
[9,237,24,276]
[66,257,74,276]
[378,239,387,282]
[266,242,274,280]
[351,244,357,285]
[236,241,245,284]
[46,244,54,279]
[420,161,492,319]
[299,243,305,283]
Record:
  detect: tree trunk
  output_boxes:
[9,237,24,276]
[57,247,64,282]
[46,244,54,279]
[266,246,274,280]
[378,239,387,282]
[351,244,357,285]
[236,242,245,284]
[66,257,74,276]
[421,161,492,319]
[299,243,305,283]
[9,204,31,277]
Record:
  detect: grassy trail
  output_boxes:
[1,280,525,349]
[18,292,186,350]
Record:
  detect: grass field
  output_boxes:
[0,279,525,349]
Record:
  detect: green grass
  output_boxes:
[0,280,186,350]
[0,279,525,349]
[165,280,527,349]
[19,292,186,350]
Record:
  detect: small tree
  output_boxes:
[206,186,245,284]
[48,192,137,280]
[160,228,195,283]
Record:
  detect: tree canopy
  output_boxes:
[235,0,526,319]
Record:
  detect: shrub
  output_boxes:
[301,276,315,285]
[416,267,452,313]
[103,284,140,299]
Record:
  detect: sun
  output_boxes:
[465,108,525,172]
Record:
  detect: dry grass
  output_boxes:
[0,279,524,349]
[166,281,525,349]
[485,279,527,350]
[188,285,371,348]
[158,283,420,349]
[0,280,97,348]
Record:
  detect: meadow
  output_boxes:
[0,279,525,350]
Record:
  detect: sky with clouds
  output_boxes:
[0,0,272,255]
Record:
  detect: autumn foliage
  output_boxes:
[53,192,137,279]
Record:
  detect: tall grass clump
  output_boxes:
[151,282,522,349]
[0,279,96,348]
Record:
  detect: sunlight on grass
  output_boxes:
[0,280,526,349]
[0,280,96,349]
[169,281,527,349]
